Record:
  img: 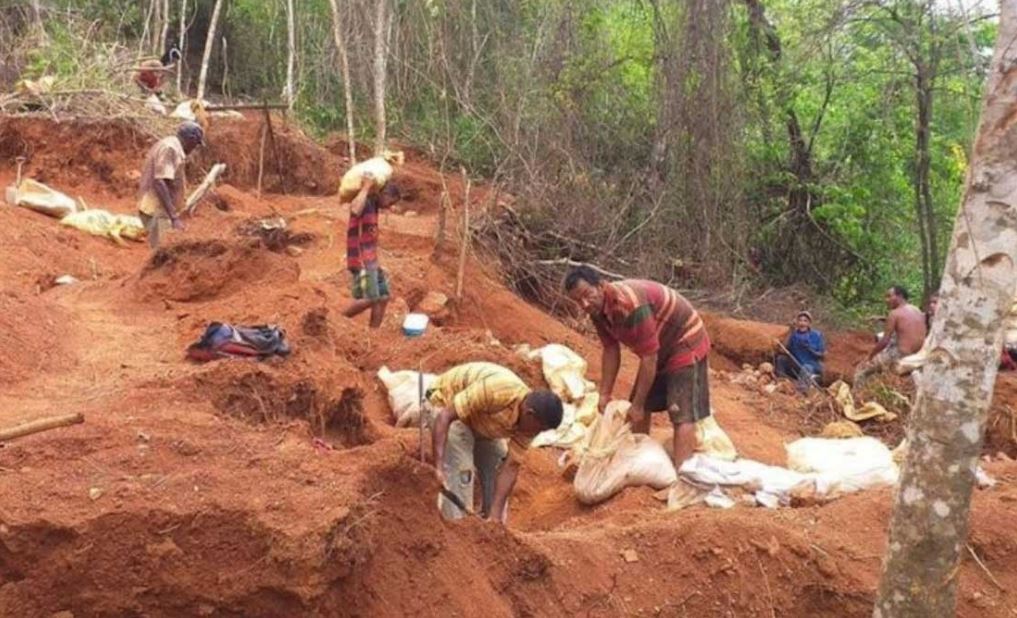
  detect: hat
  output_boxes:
[796,310,813,322]
[177,121,205,146]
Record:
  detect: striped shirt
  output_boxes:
[593,279,710,373]
[427,362,533,461]
[346,195,380,270]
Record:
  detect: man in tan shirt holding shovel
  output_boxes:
[137,121,204,250]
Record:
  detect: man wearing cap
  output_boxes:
[137,122,204,250]
[775,311,826,388]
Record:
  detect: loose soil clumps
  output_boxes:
[135,238,300,303]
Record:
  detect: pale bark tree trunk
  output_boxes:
[915,65,940,301]
[159,0,171,56]
[177,0,188,95]
[139,0,155,56]
[284,0,297,111]
[328,0,357,163]
[196,0,224,102]
[875,1,1017,615]
[372,0,392,153]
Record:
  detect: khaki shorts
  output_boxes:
[643,357,711,425]
[349,267,390,301]
[138,211,168,249]
[854,344,903,388]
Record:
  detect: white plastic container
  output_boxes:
[402,313,429,337]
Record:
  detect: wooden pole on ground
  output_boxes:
[257,120,268,198]
[455,168,472,302]
[0,413,84,442]
[418,368,425,463]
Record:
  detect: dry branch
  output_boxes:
[0,413,84,442]
[185,163,227,215]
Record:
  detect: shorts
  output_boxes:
[138,211,167,249]
[644,357,711,425]
[350,267,390,301]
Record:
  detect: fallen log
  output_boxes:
[0,413,84,442]
[204,103,289,111]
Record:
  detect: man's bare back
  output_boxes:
[888,303,926,355]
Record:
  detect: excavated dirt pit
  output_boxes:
[2,115,1017,617]
[192,362,373,447]
[136,238,300,302]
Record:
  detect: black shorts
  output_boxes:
[643,357,711,425]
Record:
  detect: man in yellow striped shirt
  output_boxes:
[428,362,563,523]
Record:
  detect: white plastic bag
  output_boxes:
[573,401,677,505]
[15,179,78,219]
[377,366,436,428]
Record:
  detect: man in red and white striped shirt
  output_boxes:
[342,176,401,328]
[566,265,712,466]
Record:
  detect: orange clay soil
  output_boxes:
[1,115,1016,617]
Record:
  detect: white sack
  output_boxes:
[14,179,77,219]
[573,401,677,505]
[377,366,436,428]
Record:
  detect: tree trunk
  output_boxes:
[177,0,188,95]
[914,68,939,300]
[139,0,155,56]
[875,2,1017,615]
[284,0,296,112]
[196,0,224,102]
[159,0,171,56]
[372,0,391,153]
[327,0,357,163]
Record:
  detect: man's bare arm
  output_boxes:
[489,459,520,523]
[630,352,658,413]
[350,179,375,216]
[599,342,621,407]
[154,179,179,220]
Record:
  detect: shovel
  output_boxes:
[439,485,475,517]
[4,156,25,206]
[775,339,822,391]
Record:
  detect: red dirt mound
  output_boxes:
[190,361,375,446]
[703,312,874,384]
[0,116,150,199]
[0,115,342,198]
[0,290,73,387]
[194,114,342,195]
[703,312,787,368]
[134,238,300,302]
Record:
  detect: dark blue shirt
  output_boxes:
[786,329,825,375]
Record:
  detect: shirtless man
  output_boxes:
[854,285,927,389]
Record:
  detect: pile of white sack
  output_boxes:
[676,435,995,510]
[677,436,899,509]
[520,344,601,449]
